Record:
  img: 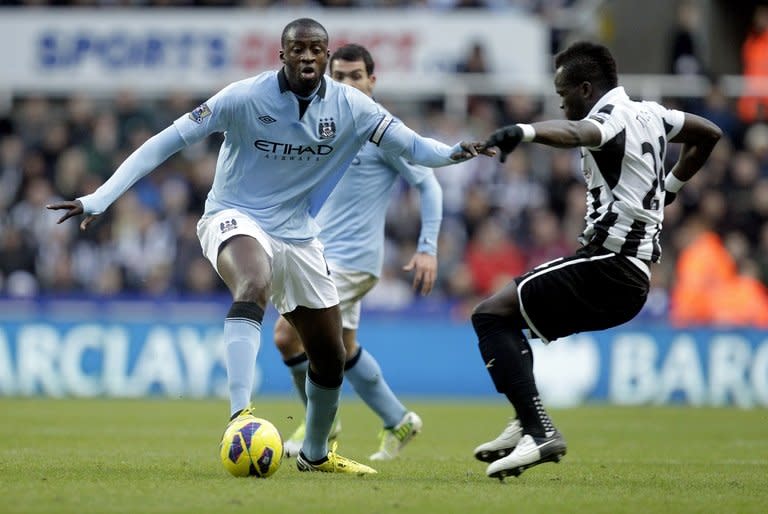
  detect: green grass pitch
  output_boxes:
[0,398,766,514]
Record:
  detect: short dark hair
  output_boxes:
[330,44,375,75]
[554,41,618,91]
[281,18,328,47]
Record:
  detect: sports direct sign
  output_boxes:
[0,9,547,94]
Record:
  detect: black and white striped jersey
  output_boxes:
[578,87,685,263]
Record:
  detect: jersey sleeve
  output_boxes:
[345,87,390,145]
[381,151,433,186]
[658,106,685,140]
[377,148,442,255]
[77,125,186,215]
[584,106,625,150]
[413,173,443,255]
[173,82,240,145]
[376,120,459,167]
[346,90,459,167]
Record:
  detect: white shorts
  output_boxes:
[330,266,378,330]
[197,209,339,314]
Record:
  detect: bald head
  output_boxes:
[281,18,328,48]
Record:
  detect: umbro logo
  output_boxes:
[258,115,277,124]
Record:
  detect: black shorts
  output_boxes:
[515,244,650,343]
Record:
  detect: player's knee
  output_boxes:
[472,281,521,317]
[472,296,504,317]
[472,299,526,332]
[471,310,503,336]
[341,333,359,358]
[273,318,302,358]
[231,276,269,305]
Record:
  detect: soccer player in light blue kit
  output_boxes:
[47,18,493,475]
[274,44,440,461]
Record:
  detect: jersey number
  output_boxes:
[640,137,665,210]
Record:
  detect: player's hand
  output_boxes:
[451,141,497,161]
[485,125,524,163]
[664,191,677,206]
[403,252,437,296]
[46,200,98,231]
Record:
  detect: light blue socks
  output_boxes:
[345,348,406,428]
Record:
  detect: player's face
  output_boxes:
[554,67,591,121]
[330,59,376,97]
[280,26,330,96]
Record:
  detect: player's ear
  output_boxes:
[369,73,377,87]
[279,50,285,63]
[580,81,592,99]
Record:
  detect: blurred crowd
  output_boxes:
[2,83,768,320]
[1,2,768,328]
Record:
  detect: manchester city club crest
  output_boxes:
[318,118,336,139]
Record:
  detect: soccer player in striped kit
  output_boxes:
[475,41,721,479]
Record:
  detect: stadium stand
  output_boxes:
[0,1,766,328]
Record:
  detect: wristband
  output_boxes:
[516,123,536,142]
[664,173,686,193]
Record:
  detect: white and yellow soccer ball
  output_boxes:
[219,415,283,478]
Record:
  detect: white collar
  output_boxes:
[587,86,628,116]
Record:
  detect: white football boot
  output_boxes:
[486,431,567,480]
[473,418,523,462]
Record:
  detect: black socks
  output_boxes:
[472,312,553,438]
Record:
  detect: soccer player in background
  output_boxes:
[474,41,721,479]
[274,43,439,461]
[47,18,492,475]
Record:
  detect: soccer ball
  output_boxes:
[219,415,284,478]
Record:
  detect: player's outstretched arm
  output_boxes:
[485,120,601,162]
[451,141,497,161]
[378,119,494,167]
[46,200,97,231]
[46,126,187,230]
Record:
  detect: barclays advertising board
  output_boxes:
[1,299,767,407]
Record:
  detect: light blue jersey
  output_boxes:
[316,120,440,276]
[172,70,457,242]
[78,70,463,243]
